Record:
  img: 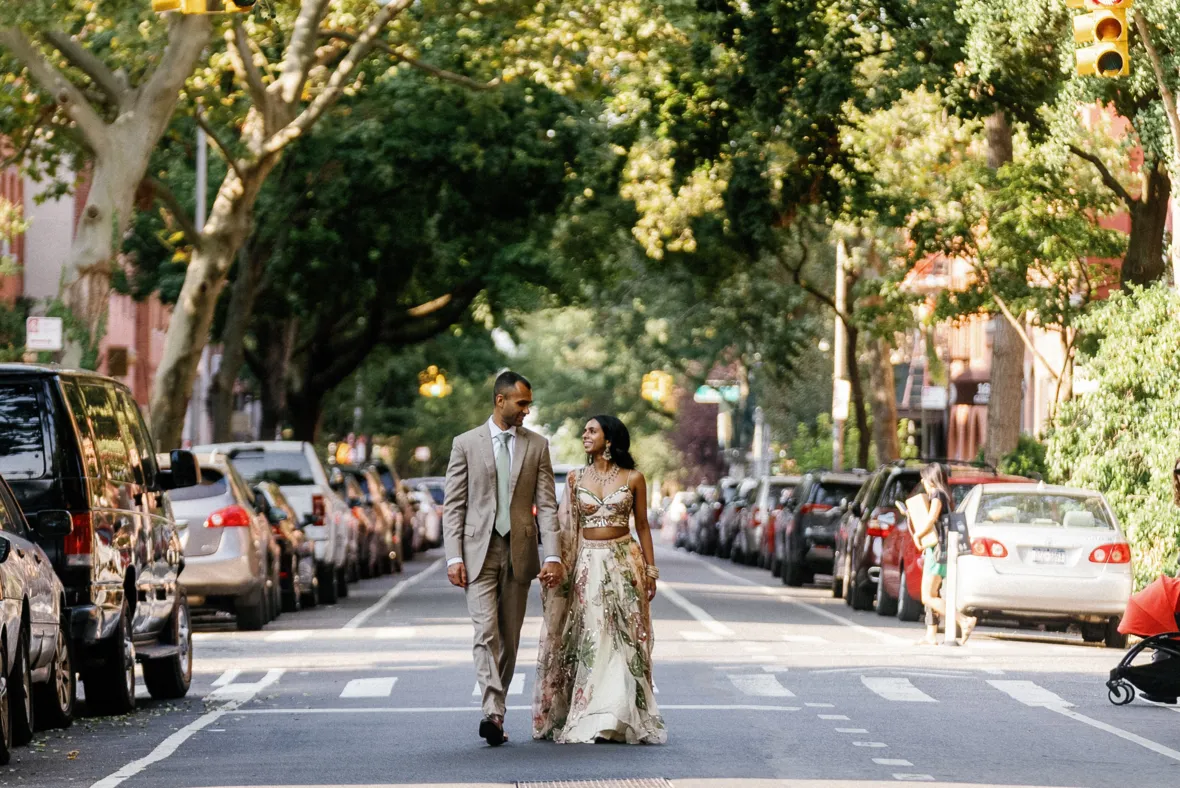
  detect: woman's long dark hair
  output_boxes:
[921,462,951,503]
[591,414,637,470]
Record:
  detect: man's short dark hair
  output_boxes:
[494,370,531,402]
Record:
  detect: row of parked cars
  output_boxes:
[672,458,1134,648]
[0,364,443,765]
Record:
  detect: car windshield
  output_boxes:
[229,451,315,485]
[816,483,862,507]
[0,383,47,480]
[976,492,1114,529]
[768,483,792,504]
[169,469,229,501]
[423,485,444,505]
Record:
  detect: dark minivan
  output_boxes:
[0,366,199,714]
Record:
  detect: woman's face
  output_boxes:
[582,420,606,455]
[922,478,934,494]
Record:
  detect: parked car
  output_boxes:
[197,442,352,604]
[359,466,404,573]
[554,463,578,505]
[877,469,1030,621]
[0,475,76,755]
[669,491,699,548]
[170,456,282,630]
[777,470,868,587]
[0,367,197,715]
[256,482,319,608]
[688,485,723,555]
[952,483,1132,647]
[718,479,758,560]
[405,477,445,550]
[738,475,799,568]
[335,466,393,578]
[368,462,417,560]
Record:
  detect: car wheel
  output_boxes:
[1105,617,1128,649]
[236,589,267,631]
[770,555,781,578]
[831,552,845,598]
[402,527,416,561]
[82,600,135,716]
[143,595,192,700]
[301,569,320,609]
[10,628,32,745]
[0,640,12,765]
[783,552,804,587]
[34,615,75,730]
[876,567,899,616]
[897,564,923,622]
[282,555,303,614]
[318,562,338,605]
[267,565,281,622]
[337,566,350,598]
[1080,622,1104,642]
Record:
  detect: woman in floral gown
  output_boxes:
[532,415,666,744]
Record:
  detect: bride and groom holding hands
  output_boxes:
[443,371,667,746]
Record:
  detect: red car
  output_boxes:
[877,472,1030,621]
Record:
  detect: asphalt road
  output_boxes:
[6,536,1179,788]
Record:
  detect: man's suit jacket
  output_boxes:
[443,422,559,581]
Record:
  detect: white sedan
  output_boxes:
[954,483,1133,648]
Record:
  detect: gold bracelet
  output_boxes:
[645,565,659,580]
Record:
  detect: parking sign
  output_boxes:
[26,316,64,352]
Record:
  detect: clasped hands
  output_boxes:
[539,560,566,589]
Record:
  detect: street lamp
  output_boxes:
[418,366,452,398]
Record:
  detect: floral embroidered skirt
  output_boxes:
[533,535,667,744]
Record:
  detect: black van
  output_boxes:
[0,366,199,714]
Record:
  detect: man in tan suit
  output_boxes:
[443,371,562,746]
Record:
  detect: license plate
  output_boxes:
[1031,548,1066,565]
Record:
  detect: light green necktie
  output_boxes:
[494,432,512,536]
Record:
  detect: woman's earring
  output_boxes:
[604,444,612,462]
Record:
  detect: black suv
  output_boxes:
[776,470,868,587]
[0,366,199,714]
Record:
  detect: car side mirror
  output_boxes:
[266,508,288,526]
[161,450,201,490]
[851,502,863,518]
[35,510,73,538]
[0,537,10,564]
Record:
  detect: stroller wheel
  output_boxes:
[1108,681,1135,706]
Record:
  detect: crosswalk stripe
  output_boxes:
[211,669,240,687]
[472,673,525,697]
[874,758,913,767]
[987,680,1073,708]
[340,677,398,698]
[727,674,795,697]
[861,676,937,703]
[681,631,723,641]
[781,635,828,643]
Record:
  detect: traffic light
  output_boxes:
[152,0,254,14]
[641,371,675,410]
[1068,0,1131,77]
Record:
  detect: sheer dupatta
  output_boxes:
[532,468,583,738]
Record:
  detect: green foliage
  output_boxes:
[778,413,862,473]
[999,434,1047,479]
[1045,285,1180,587]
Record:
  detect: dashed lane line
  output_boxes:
[987,679,1073,708]
[861,676,937,703]
[340,677,398,698]
[727,673,795,697]
[874,758,913,767]
[660,582,736,637]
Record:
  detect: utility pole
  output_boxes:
[831,239,849,471]
[186,128,208,446]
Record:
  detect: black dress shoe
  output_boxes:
[480,715,505,746]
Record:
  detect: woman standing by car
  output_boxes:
[912,463,977,645]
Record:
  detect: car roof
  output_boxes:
[816,472,869,484]
[970,482,1102,497]
[950,473,1028,485]
[194,441,311,454]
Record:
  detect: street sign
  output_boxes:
[25,317,63,352]
[921,385,948,411]
[832,379,851,421]
[413,446,431,463]
[693,385,740,404]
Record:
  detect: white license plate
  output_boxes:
[1031,548,1066,565]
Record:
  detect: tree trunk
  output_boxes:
[255,319,296,439]
[210,249,264,442]
[984,110,1024,466]
[288,386,325,443]
[150,160,278,449]
[867,336,900,462]
[1122,162,1171,286]
[845,325,870,469]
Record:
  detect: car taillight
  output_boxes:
[204,505,253,528]
[532,504,538,517]
[1090,543,1131,564]
[352,506,364,519]
[270,524,284,537]
[971,537,1008,558]
[311,494,325,526]
[752,506,762,526]
[866,520,891,538]
[65,513,93,566]
[799,503,832,516]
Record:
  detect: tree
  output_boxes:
[0,5,211,365]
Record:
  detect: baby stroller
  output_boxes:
[1107,575,1180,705]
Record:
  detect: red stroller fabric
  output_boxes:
[1120,575,1180,637]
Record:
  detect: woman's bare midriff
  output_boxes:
[583,527,632,540]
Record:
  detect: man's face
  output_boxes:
[496,382,533,428]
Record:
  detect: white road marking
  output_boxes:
[661,583,736,636]
[893,774,934,781]
[805,702,835,708]
[1046,705,1180,764]
[340,677,398,698]
[343,558,445,629]
[694,558,909,644]
[90,669,285,788]
[835,728,868,733]
[727,674,795,697]
[681,630,722,641]
[472,673,524,697]
[818,714,849,720]
[264,630,311,642]
[234,703,802,714]
[987,680,1074,708]
[874,758,913,766]
[854,741,889,748]
[782,634,828,643]
[761,666,791,673]
[862,676,937,703]
[210,669,240,687]
[205,669,286,702]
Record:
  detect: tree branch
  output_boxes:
[318,31,497,91]
[194,108,247,182]
[147,176,203,249]
[273,0,334,104]
[229,22,271,127]
[990,289,1060,382]
[0,27,109,154]
[139,13,213,112]
[264,0,413,155]
[43,30,126,107]
[774,244,855,326]
[1067,144,1135,208]
[1133,10,1180,172]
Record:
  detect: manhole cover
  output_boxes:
[518,781,673,788]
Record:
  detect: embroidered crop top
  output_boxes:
[575,481,634,530]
